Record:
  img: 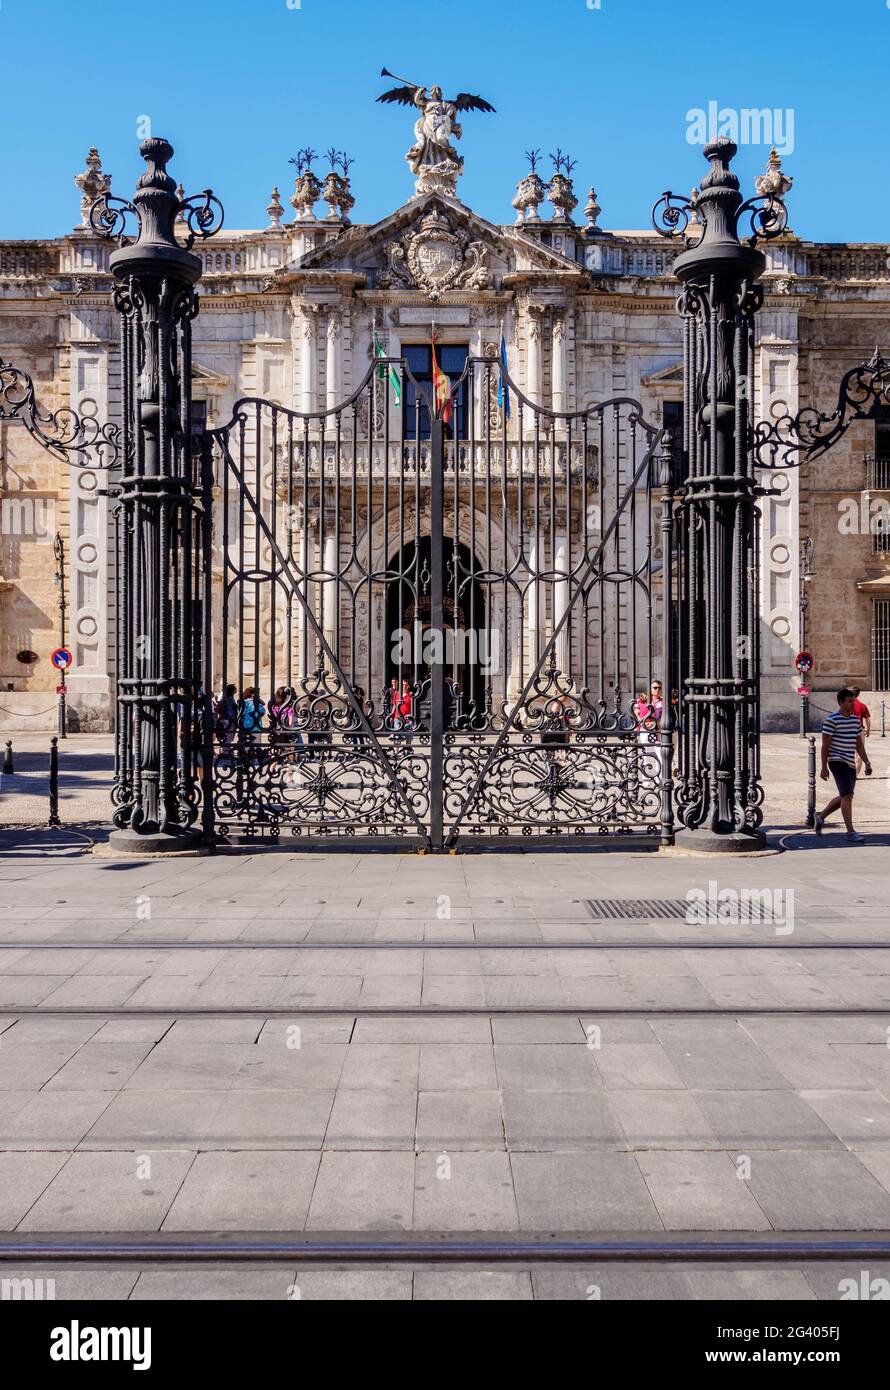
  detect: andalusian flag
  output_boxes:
[374,332,401,406]
[497,333,511,420]
[431,332,453,426]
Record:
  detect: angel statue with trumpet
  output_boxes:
[377,68,495,195]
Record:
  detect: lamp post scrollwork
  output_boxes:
[91,137,223,852]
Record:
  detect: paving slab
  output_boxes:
[324,1086,418,1150]
[162,1152,320,1230]
[637,1151,772,1230]
[305,1150,415,1230]
[413,1151,519,1231]
[413,1270,532,1299]
[510,1152,662,1231]
[17,1150,196,1231]
[744,1151,890,1229]
[503,1089,625,1153]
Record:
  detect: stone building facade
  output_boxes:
[1,138,889,732]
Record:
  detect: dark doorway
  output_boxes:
[385,535,485,724]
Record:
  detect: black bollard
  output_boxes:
[48,737,61,828]
[805,735,816,829]
[2,740,12,775]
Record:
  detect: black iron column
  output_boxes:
[91,138,223,852]
[653,138,788,852]
[53,532,67,738]
[429,419,445,851]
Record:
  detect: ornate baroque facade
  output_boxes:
[2,142,890,731]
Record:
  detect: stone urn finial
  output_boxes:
[512,150,546,225]
[289,148,322,221]
[320,151,354,224]
[74,147,111,230]
[266,186,284,230]
[583,186,602,233]
[547,150,578,223]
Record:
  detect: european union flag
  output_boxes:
[497,333,511,420]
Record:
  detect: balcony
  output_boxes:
[865,455,890,490]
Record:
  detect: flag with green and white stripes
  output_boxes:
[374,332,402,406]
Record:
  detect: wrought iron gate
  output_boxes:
[203,357,672,848]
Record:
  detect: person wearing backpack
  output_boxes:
[239,687,266,745]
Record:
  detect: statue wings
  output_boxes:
[452,93,495,114]
[376,84,495,113]
[376,84,421,107]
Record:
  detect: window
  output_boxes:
[873,408,890,488]
[872,598,890,691]
[402,343,469,440]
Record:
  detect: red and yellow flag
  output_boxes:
[431,333,452,426]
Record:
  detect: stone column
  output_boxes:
[300,306,317,414]
[471,316,485,438]
[525,517,541,675]
[326,309,342,412]
[321,526,338,663]
[553,518,570,676]
[551,311,567,421]
[525,304,545,411]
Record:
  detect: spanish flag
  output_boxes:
[431,332,453,426]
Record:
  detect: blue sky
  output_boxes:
[0,0,885,242]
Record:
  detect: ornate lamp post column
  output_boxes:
[52,532,67,738]
[799,535,814,736]
[653,138,788,851]
[91,138,223,852]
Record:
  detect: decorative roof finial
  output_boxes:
[754,148,793,202]
[74,148,111,230]
[266,186,284,230]
[319,151,354,224]
[547,150,578,223]
[583,186,602,232]
[512,153,547,225]
[289,148,322,221]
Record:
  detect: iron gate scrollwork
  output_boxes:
[203,355,672,848]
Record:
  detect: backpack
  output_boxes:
[241,699,265,732]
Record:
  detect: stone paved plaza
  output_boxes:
[1,794,890,1300]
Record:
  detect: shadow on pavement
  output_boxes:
[0,826,97,857]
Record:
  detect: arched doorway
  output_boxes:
[385,536,486,725]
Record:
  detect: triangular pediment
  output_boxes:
[295,191,585,295]
[191,362,230,388]
[641,360,683,387]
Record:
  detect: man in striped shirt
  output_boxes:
[814,688,872,842]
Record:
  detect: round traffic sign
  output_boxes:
[794,650,813,674]
[51,647,73,670]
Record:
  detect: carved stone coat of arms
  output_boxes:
[378,208,491,301]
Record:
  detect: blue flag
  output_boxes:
[497,333,511,420]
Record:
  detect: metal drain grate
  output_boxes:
[585,899,690,920]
